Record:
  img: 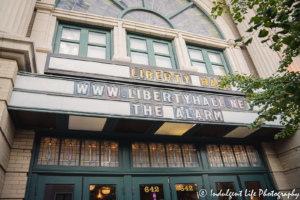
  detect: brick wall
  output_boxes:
[0,130,35,199]
[0,58,17,198]
[274,131,300,194]
[262,131,300,199]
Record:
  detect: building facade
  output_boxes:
[0,0,299,200]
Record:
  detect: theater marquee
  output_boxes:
[8,73,279,127]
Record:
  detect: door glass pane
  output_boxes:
[131,52,149,65]
[61,28,80,40]
[189,49,203,60]
[140,184,165,200]
[80,140,100,166]
[132,142,150,167]
[220,145,237,167]
[59,42,79,55]
[88,32,106,44]
[130,38,147,51]
[233,145,250,167]
[59,138,80,166]
[192,62,208,73]
[206,145,223,167]
[87,46,106,59]
[38,137,60,165]
[166,143,184,167]
[244,182,266,200]
[208,52,222,63]
[155,55,172,68]
[90,185,116,200]
[101,141,119,167]
[182,144,199,167]
[44,184,74,200]
[153,42,169,54]
[212,65,226,76]
[149,143,167,168]
[245,146,263,167]
[175,183,199,200]
[215,182,238,200]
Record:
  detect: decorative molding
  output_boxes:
[35,1,55,12]
[0,34,37,73]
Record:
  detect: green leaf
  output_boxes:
[250,17,262,24]
[261,39,269,43]
[272,35,279,42]
[234,36,244,43]
[244,38,253,45]
[258,29,269,37]
[264,22,272,27]
[253,21,263,29]
[282,36,294,45]
[246,27,254,32]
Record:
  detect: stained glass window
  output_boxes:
[101,141,119,167]
[57,0,122,18]
[56,0,222,39]
[149,143,167,168]
[117,0,143,8]
[166,143,184,167]
[233,145,250,167]
[123,11,171,28]
[59,138,80,166]
[181,144,199,167]
[132,142,150,167]
[170,6,221,38]
[246,146,263,167]
[37,137,60,165]
[147,0,189,17]
[81,140,100,166]
[220,145,237,167]
[37,137,120,167]
[206,144,223,167]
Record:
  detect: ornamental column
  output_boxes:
[225,5,281,78]
[0,0,36,36]
[174,33,197,72]
[112,21,131,63]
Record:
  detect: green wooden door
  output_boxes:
[209,176,243,200]
[35,175,82,200]
[239,175,272,200]
[132,176,171,200]
[83,176,124,200]
[169,176,204,200]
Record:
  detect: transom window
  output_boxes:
[187,46,230,75]
[127,35,177,69]
[37,137,119,167]
[131,142,199,168]
[206,144,263,167]
[54,24,111,59]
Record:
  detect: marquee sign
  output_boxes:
[73,81,249,123]
[45,54,233,94]
[9,73,281,126]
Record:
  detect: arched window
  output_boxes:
[56,0,222,39]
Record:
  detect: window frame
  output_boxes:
[54,23,111,60]
[205,144,265,168]
[187,45,231,75]
[126,34,178,69]
[130,141,201,169]
[33,135,122,171]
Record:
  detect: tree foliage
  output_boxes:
[211,0,300,138]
